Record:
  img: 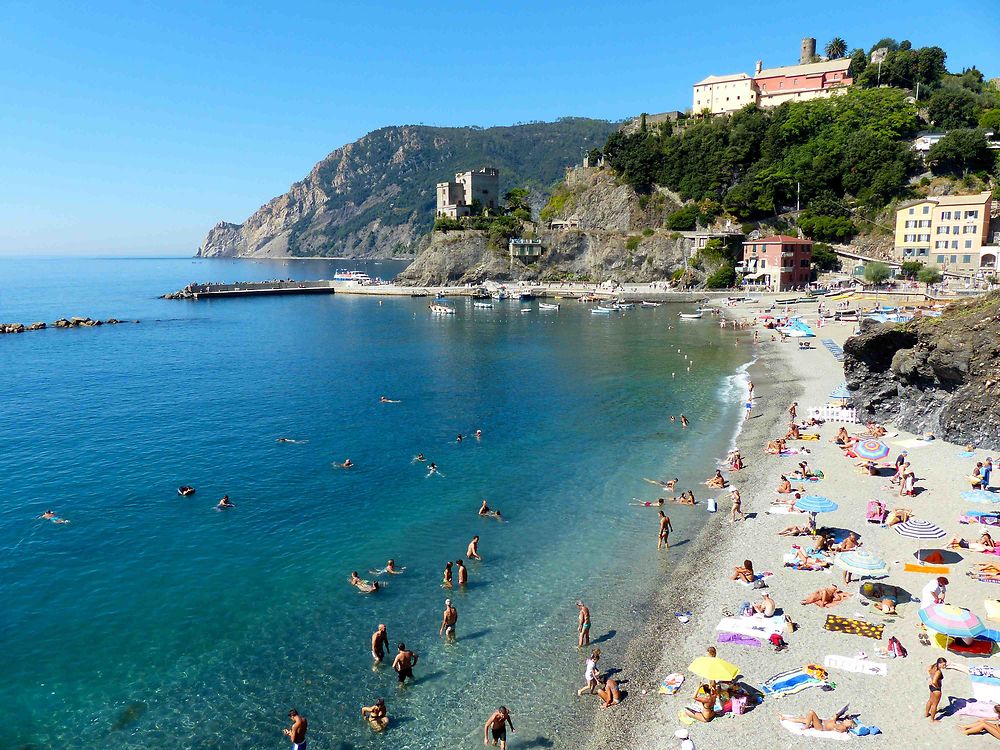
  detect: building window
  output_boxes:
[922,205,930,214]
[968,210,979,219]
[963,255,972,263]
[953,226,960,234]
[965,240,973,248]
[952,241,959,249]
[937,226,948,234]
[937,255,945,263]
[800,258,809,267]
[951,255,957,263]
[760,259,766,268]
[941,211,951,219]
[908,208,914,215]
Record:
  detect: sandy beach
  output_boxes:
[586,301,1000,749]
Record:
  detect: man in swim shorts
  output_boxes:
[283,709,307,749]
[440,599,458,639]
[371,623,388,663]
[467,535,482,560]
[484,706,515,749]
[577,600,591,647]
[392,642,418,683]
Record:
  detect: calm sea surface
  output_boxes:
[0,257,749,749]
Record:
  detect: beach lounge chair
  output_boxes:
[865,500,886,525]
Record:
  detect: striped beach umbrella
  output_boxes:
[829,383,851,400]
[893,519,947,540]
[962,491,1000,506]
[795,495,839,514]
[834,550,889,578]
[919,604,986,639]
[854,439,890,461]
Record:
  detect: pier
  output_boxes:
[162,280,338,299]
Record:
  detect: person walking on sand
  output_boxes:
[467,535,482,561]
[439,598,458,639]
[577,648,602,695]
[788,402,797,420]
[283,709,307,750]
[730,489,743,522]
[371,623,389,663]
[577,601,591,648]
[926,658,958,721]
[392,642,418,684]
[484,706,515,749]
[744,397,753,421]
[658,510,673,550]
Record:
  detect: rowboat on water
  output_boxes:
[679,312,703,320]
[429,304,455,314]
[473,302,493,309]
[539,302,560,311]
[640,301,661,308]
[591,307,613,315]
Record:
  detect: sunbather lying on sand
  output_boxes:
[778,516,816,536]
[772,491,803,507]
[787,547,830,570]
[950,532,996,552]
[866,584,898,615]
[800,585,848,607]
[960,705,1000,737]
[779,710,855,733]
[860,422,887,438]
[885,508,912,527]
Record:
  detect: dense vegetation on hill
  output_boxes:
[199,118,617,258]
[598,39,999,245]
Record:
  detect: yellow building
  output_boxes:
[894,192,994,274]
[692,73,757,116]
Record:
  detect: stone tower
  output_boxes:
[800,37,816,64]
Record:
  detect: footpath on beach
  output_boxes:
[586,297,1000,750]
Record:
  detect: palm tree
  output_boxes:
[825,38,847,59]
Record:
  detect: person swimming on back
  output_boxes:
[427,463,441,476]
[276,438,306,444]
[350,571,380,593]
[379,396,400,403]
[217,495,235,509]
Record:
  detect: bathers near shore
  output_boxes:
[397,666,413,683]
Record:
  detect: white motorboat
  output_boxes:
[429,304,455,314]
[519,307,531,313]
[596,305,619,313]
[591,307,613,315]
[678,312,703,320]
[473,302,493,309]
[640,301,661,308]
[539,302,560,311]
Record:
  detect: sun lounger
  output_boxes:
[823,655,887,676]
[780,719,852,741]
[716,616,785,639]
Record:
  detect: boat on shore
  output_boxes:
[429,304,455,315]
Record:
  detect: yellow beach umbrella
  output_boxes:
[687,656,740,681]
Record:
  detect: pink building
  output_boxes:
[741,235,813,292]
[752,58,853,107]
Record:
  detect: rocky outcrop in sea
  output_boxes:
[843,294,1000,447]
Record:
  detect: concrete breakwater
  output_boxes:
[1,317,138,335]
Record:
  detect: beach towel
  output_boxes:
[975,574,1000,585]
[716,616,785,639]
[790,476,824,483]
[677,711,695,725]
[823,655,888,676]
[762,668,829,698]
[942,637,995,656]
[951,698,1000,719]
[658,673,685,695]
[780,719,852,741]
[903,563,950,574]
[824,615,884,640]
[767,505,806,515]
[972,677,1000,704]
[737,572,775,587]
[799,434,821,441]
[717,632,762,647]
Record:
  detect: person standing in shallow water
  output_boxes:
[440,598,458,639]
[283,709,307,750]
[467,535,482,561]
[456,559,468,586]
[577,600,591,648]
[392,642,418,684]
[484,706,515,749]
[658,510,673,550]
[371,623,388,663]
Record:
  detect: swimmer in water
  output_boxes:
[669,415,676,424]
[413,453,426,463]
[442,561,453,588]
[455,433,463,443]
[467,535,482,560]
[217,495,235,509]
[371,623,389,663]
[427,463,442,477]
[350,571,380,593]
[680,414,689,428]
[276,437,307,444]
[385,559,404,574]
[379,396,401,403]
[479,500,491,516]
[631,498,666,507]
[456,559,468,586]
[475,429,482,440]
[38,510,70,524]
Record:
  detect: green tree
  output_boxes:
[899,260,923,278]
[667,205,700,230]
[705,263,737,289]
[825,37,847,59]
[848,48,868,78]
[979,109,1000,132]
[870,38,898,54]
[929,87,980,129]
[927,129,995,175]
[917,265,943,287]
[811,243,842,271]
[864,261,892,285]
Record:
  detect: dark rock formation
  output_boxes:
[844,294,1000,447]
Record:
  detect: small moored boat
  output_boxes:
[539,302,560,311]
[473,302,493,309]
[640,301,661,308]
[678,312,703,320]
[429,304,455,314]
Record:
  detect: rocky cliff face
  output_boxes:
[843,294,1000,447]
[197,119,618,259]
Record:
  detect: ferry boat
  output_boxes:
[333,270,373,284]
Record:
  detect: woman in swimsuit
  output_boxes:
[731,560,754,583]
[442,561,453,588]
[361,698,389,731]
[684,682,718,723]
[776,475,792,494]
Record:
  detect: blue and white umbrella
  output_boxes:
[962,491,1000,505]
[835,550,889,578]
[893,519,947,540]
[795,495,839,514]
[829,383,852,400]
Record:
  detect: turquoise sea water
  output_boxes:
[1,257,749,749]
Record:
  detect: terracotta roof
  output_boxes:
[755,58,852,79]
[746,235,814,244]
[694,72,751,85]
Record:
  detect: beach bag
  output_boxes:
[888,636,907,658]
[731,695,748,716]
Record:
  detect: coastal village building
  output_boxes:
[691,38,853,115]
[740,235,814,292]
[509,238,544,267]
[436,167,500,219]
[893,192,995,274]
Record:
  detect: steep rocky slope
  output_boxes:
[197,119,617,259]
[397,167,691,286]
[843,294,1000,447]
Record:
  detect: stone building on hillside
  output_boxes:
[893,192,997,275]
[436,168,500,219]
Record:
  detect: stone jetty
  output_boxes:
[1,318,137,335]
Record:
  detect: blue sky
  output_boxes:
[1,1,997,256]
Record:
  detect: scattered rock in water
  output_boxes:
[110,701,148,731]
[1,318,136,334]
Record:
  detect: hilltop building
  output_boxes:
[692,38,853,115]
[893,192,997,274]
[739,235,814,292]
[436,168,500,219]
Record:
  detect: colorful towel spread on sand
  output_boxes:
[970,666,1000,679]
[823,615,884,640]
[761,668,829,698]
[903,563,950,574]
[716,616,785,639]
[658,673,685,695]
[780,719,852,741]
[951,698,1000,719]
[717,632,762,647]
[943,637,995,656]
[823,655,887,676]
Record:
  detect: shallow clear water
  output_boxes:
[0,257,749,749]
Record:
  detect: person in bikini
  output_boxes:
[779,710,855,733]
[658,510,673,550]
[960,704,1000,737]
[361,698,389,731]
[926,658,958,721]
[731,560,755,583]
[730,489,743,522]
[776,475,792,494]
[684,681,719,723]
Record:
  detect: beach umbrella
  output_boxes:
[835,550,889,578]
[687,656,739,682]
[919,604,986,639]
[962,491,1000,506]
[854,439,890,461]
[893,519,947,540]
[794,495,839,514]
[828,383,851,400]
